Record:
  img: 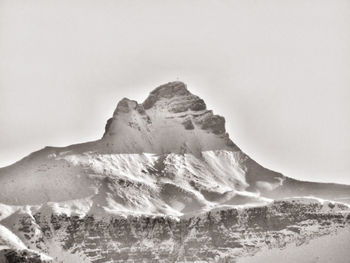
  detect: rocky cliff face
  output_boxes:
[2,199,350,263]
[0,81,349,262]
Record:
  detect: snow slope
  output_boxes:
[239,227,350,263]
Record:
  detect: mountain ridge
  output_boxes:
[0,81,349,262]
[0,81,349,210]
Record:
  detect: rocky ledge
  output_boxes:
[7,200,350,263]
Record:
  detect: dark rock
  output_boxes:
[189,98,206,111]
[287,226,301,234]
[224,134,239,149]
[103,117,114,137]
[328,202,335,209]
[201,115,226,134]
[3,249,44,263]
[113,98,138,115]
[142,94,158,110]
[143,82,190,109]
[182,119,195,130]
[169,97,206,113]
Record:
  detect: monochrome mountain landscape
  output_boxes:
[0,82,349,263]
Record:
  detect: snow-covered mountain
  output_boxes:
[0,81,349,262]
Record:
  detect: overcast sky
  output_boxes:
[0,0,349,184]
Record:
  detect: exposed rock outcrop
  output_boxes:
[9,200,350,263]
[142,81,191,110]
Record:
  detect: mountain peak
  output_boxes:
[143,81,207,113]
[143,81,189,110]
[150,81,188,95]
[113,98,144,115]
[102,81,236,153]
[113,98,137,114]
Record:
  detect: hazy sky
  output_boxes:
[0,0,349,184]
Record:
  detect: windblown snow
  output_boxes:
[0,82,275,217]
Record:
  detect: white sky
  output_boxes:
[0,0,349,184]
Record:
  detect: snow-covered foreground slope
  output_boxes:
[0,81,349,262]
[239,226,350,263]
